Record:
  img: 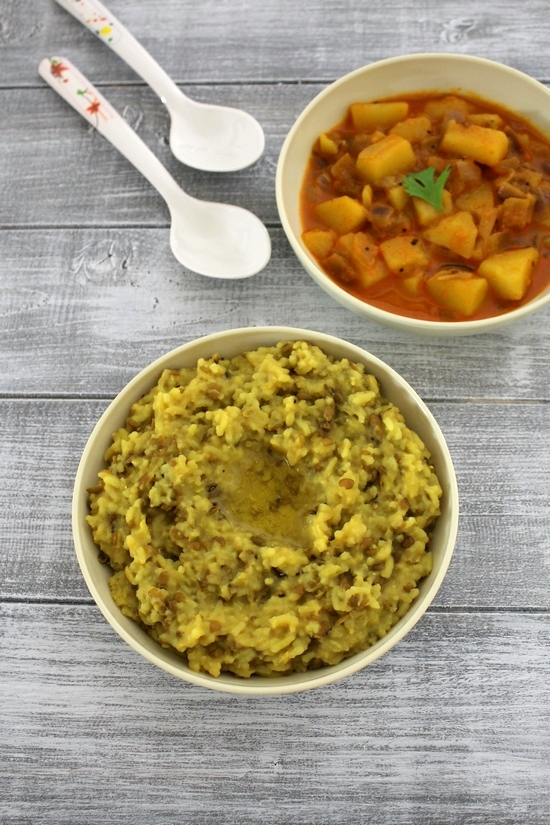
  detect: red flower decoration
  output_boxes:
[50,61,68,78]
[87,100,101,116]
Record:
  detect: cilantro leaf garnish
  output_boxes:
[403,165,451,210]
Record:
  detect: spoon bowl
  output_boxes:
[167,95,265,174]
[168,190,272,279]
[39,56,271,280]
[54,0,265,172]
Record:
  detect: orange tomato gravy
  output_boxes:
[299,92,550,321]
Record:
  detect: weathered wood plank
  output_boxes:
[1,228,549,401]
[4,0,550,85]
[1,605,549,824]
[0,398,548,607]
[1,85,283,228]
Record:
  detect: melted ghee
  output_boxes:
[217,445,314,546]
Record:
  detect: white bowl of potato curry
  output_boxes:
[276,54,550,335]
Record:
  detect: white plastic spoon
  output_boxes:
[39,57,271,279]
[53,0,265,172]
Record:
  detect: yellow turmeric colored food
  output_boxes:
[86,341,442,678]
[300,92,550,321]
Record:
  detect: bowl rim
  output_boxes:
[275,53,550,336]
[72,325,459,695]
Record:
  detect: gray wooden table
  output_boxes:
[1,1,549,822]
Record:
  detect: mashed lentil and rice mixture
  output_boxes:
[87,340,442,677]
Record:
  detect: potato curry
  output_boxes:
[300,92,550,321]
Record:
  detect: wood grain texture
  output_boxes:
[2,0,550,821]
[4,0,550,85]
[1,85,282,227]
[1,605,549,824]
[0,227,549,401]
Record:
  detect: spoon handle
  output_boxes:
[52,0,186,110]
[38,56,186,211]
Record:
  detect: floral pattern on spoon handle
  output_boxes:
[39,57,114,128]
[53,0,179,113]
[38,55,188,213]
[54,0,122,44]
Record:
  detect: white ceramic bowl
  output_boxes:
[73,326,459,694]
[276,54,550,336]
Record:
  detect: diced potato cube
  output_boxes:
[455,181,495,216]
[334,232,364,259]
[388,184,410,211]
[361,185,373,208]
[423,96,471,121]
[390,116,432,143]
[478,247,539,300]
[318,133,339,155]
[315,196,368,234]
[423,211,478,258]
[441,120,509,166]
[350,101,409,130]
[379,234,430,275]
[401,272,424,297]
[500,194,536,231]
[427,270,489,316]
[356,135,416,184]
[413,190,453,226]
[359,258,390,288]
[467,113,504,129]
[302,229,337,258]
[358,256,389,288]
[370,130,386,144]
[334,232,389,288]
